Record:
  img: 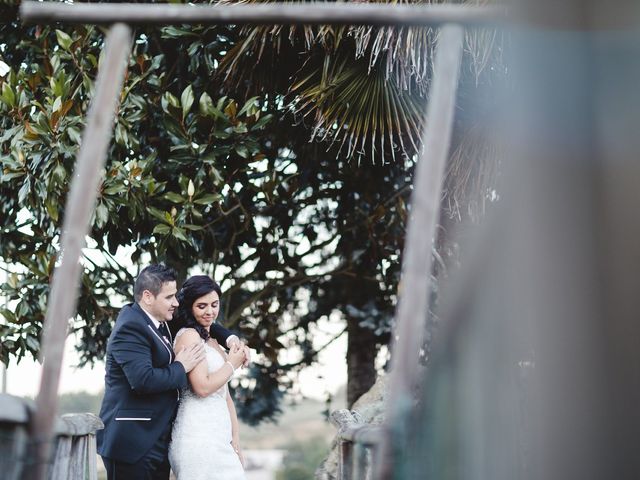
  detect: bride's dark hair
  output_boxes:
[174,275,222,341]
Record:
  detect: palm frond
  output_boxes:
[289,49,426,163]
[215,0,505,172]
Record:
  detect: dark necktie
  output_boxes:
[158,322,170,341]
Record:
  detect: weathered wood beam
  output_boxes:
[338,424,383,446]
[25,23,132,480]
[375,23,464,479]
[20,2,506,27]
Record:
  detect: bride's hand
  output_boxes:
[228,345,245,370]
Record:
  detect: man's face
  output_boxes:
[142,281,179,321]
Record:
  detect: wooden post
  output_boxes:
[87,433,98,480]
[52,413,104,479]
[19,2,506,27]
[375,24,464,479]
[352,442,368,480]
[25,23,131,480]
[339,440,354,480]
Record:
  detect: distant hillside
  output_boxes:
[240,387,347,449]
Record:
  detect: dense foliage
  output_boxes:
[0,0,503,422]
[0,1,415,422]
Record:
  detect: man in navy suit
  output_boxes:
[97,264,245,479]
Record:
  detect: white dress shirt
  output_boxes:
[140,306,163,331]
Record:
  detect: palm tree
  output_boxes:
[214,0,505,405]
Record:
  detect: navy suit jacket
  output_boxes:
[97,302,232,464]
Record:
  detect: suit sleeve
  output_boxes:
[111,319,188,394]
[210,323,235,347]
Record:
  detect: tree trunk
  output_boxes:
[346,318,378,407]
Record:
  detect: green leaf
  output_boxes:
[86,53,98,68]
[1,170,25,182]
[199,92,214,116]
[153,224,171,235]
[18,177,31,204]
[181,85,194,119]
[0,309,16,322]
[164,192,185,203]
[161,92,180,114]
[52,96,62,113]
[194,193,222,205]
[1,82,16,107]
[238,96,260,116]
[45,197,59,222]
[182,224,204,231]
[94,203,108,228]
[235,145,249,158]
[251,113,273,131]
[66,127,82,144]
[53,163,66,183]
[55,29,73,51]
[148,207,167,222]
[172,227,189,243]
[114,123,128,147]
[199,92,227,120]
[103,184,127,195]
[161,26,198,38]
[25,335,39,352]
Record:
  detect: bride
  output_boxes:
[169,275,247,479]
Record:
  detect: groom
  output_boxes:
[97,264,248,479]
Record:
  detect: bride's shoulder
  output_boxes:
[174,327,201,345]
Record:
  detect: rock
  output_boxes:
[315,375,388,480]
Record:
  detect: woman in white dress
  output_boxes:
[168,275,247,479]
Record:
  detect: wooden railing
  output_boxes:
[330,410,382,480]
[0,394,103,480]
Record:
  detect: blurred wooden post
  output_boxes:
[25,24,131,480]
[375,24,464,479]
[19,1,506,27]
[0,394,29,480]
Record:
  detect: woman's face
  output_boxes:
[191,290,220,330]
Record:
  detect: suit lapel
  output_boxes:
[133,303,174,362]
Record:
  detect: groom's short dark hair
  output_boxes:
[134,264,177,301]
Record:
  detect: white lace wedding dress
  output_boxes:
[168,329,245,479]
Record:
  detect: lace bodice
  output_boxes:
[169,328,245,479]
[173,328,228,400]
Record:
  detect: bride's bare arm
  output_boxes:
[227,392,244,466]
[173,329,240,398]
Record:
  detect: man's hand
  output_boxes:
[174,343,205,373]
[227,338,251,368]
